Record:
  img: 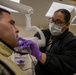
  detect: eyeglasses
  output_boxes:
[49,18,66,25]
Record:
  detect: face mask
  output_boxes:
[49,23,63,36]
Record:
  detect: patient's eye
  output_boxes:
[9,20,15,26]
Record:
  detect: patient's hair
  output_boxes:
[55,9,71,23]
[0,8,10,15]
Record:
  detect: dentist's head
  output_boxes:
[49,9,71,36]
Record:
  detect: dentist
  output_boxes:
[19,9,76,75]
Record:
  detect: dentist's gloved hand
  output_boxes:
[18,37,42,60]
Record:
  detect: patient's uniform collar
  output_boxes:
[0,38,14,57]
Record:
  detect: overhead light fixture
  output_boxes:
[0,0,20,13]
[10,0,20,3]
[45,2,75,18]
[71,16,76,25]
[0,5,18,13]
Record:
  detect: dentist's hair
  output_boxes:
[55,9,71,23]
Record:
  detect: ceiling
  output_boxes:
[11,0,76,28]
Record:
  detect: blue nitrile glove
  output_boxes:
[18,37,42,60]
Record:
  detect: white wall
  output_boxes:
[16,25,76,37]
[16,25,37,37]
[69,25,76,36]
